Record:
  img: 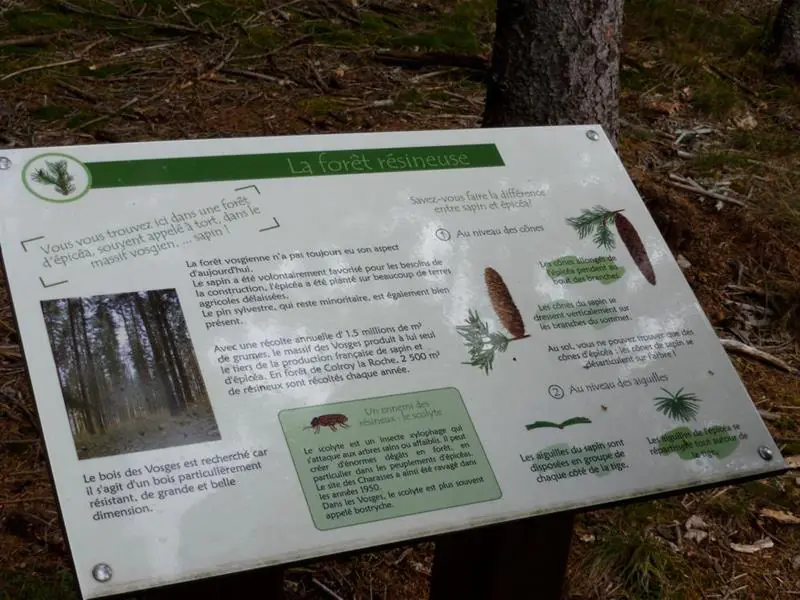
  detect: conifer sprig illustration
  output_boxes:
[31,160,75,196]
[456,309,510,375]
[653,387,701,422]
[525,416,592,430]
[457,268,529,374]
[566,206,656,285]
[565,205,619,251]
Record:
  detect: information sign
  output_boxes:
[0,125,785,598]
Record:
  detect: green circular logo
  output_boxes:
[22,152,92,203]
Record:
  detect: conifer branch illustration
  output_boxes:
[30,159,76,196]
[525,416,592,431]
[653,387,701,423]
[457,267,529,374]
[566,206,656,285]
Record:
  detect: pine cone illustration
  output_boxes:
[614,213,656,285]
[484,267,526,339]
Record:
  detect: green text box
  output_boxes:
[86,144,504,188]
[279,388,502,531]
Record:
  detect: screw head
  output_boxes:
[586,130,600,141]
[92,563,113,583]
[0,157,10,170]
[757,446,773,461]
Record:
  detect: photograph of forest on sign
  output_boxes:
[40,288,220,460]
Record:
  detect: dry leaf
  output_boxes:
[759,508,800,525]
[734,113,758,131]
[786,455,799,469]
[685,530,708,543]
[730,538,774,554]
[686,515,708,531]
[641,95,682,116]
[579,532,596,543]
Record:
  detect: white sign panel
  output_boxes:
[0,126,785,598]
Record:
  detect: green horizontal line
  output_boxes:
[86,144,504,189]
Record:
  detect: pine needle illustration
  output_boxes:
[653,387,701,422]
[456,309,510,375]
[565,205,618,251]
[484,267,527,339]
[525,417,592,431]
[565,206,656,285]
[31,160,76,196]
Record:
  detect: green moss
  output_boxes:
[395,88,425,108]
[240,26,279,52]
[31,105,73,122]
[65,110,103,128]
[7,10,74,34]
[0,569,78,600]
[690,75,740,115]
[299,97,340,117]
[730,128,800,156]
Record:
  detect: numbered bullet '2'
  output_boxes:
[304,414,350,434]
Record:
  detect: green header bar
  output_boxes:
[86,144,504,189]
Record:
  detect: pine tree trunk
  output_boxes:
[68,299,97,435]
[133,292,183,416]
[483,0,624,147]
[772,0,800,72]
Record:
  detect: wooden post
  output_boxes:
[139,566,285,599]
[429,511,575,599]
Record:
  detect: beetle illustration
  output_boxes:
[304,414,349,434]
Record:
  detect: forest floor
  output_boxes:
[73,409,221,460]
[1,0,799,598]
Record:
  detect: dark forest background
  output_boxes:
[41,289,219,460]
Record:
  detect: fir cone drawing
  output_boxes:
[566,206,657,286]
[456,267,530,374]
[484,267,527,339]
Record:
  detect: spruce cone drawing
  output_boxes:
[484,267,526,339]
[613,212,656,285]
[566,206,657,286]
[456,267,530,374]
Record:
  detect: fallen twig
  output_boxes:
[758,409,782,422]
[109,41,184,59]
[720,338,799,375]
[56,80,99,103]
[0,34,60,48]
[312,578,345,600]
[1,58,82,82]
[236,34,313,62]
[221,67,293,85]
[53,0,211,36]
[373,51,489,72]
[77,97,140,130]
[703,64,760,99]
[0,497,53,506]
[667,174,749,208]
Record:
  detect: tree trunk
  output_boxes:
[772,0,800,72]
[133,292,183,416]
[68,299,97,435]
[149,291,191,409]
[483,0,624,147]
